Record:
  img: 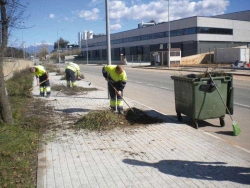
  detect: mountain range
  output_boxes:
[24,44,54,54]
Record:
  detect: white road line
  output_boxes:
[234,102,250,109]
[202,131,250,154]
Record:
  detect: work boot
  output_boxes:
[118,109,124,115]
[110,107,116,112]
[46,95,50,98]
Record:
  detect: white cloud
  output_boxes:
[109,0,229,24]
[77,8,100,21]
[49,14,55,19]
[64,16,76,22]
[110,23,122,30]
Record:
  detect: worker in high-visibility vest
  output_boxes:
[29,65,51,97]
[65,62,81,87]
[102,65,127,114]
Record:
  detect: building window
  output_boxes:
[170,51,180,56]
[88,26,232,47]
[197,27,232,35]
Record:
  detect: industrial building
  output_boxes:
[78,10,250,65]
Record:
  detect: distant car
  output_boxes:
[232,60,248,68]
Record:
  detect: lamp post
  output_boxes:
[167,0,171,68]
[86,33,88,65]
[34,38,36,60]
[57,21,60,63]
[105,0,111,65]
[86,31,93,65]
[105,0,111,98]
[22,22,25,59]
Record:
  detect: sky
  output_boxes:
[9,0,250,48]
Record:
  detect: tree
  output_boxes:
[0,0,27,124]
[37,44,48,60]
[54,37,69,50]
[5,47,26,58]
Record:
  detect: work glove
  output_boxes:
[105,74,110,81]
[117,90,122,96]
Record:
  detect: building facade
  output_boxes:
[79,11,250,63]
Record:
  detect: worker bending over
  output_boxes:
[29,65,51,98]
[102,65,127,114]
[65,62,81,87]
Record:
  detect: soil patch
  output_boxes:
[51,84,98,95]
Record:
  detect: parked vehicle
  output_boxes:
[231,60,250,68]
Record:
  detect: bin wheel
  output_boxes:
[193,120,199,129]
[220,117,225,127]
[177,112,182,121]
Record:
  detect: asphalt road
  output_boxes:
[62,64,250,151]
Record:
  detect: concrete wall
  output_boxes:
[3,59,34,80]
[214,48,250,63]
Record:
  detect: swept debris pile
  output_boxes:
[74,107,165,131]
[51,84,97,95]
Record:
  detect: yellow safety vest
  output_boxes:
[33,65,47,77]
[103,65,127,82]
[66,63,80,75]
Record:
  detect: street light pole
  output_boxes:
[105,0,111,65]
[34,38,36,60]
[22,22,25,59]
[57,21,60,63]
[86,32,93,65]
[105,0,112,98]
[86,33,88,64]
[168,0,171,68]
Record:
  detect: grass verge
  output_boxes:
[0,69,53,188]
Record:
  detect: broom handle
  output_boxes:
[29,79,47,91]
[207,72,234,122]
[107,80,134,113]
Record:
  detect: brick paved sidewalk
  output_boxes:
[35,73,250,188]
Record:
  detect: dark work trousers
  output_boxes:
[108,82,123,112]
[39,73,50,96]
[65,69,76,87]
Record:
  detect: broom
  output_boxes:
[207,71,241,136]
[107,80,135,113]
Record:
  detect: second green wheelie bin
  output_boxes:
[171,73,234,129]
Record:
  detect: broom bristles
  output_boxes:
[233,121,241,136]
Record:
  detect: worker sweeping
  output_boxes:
[29,65,51,98]
[102,65,127,114]
[65,62,81,87]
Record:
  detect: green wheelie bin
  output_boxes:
[171,73,234,129]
